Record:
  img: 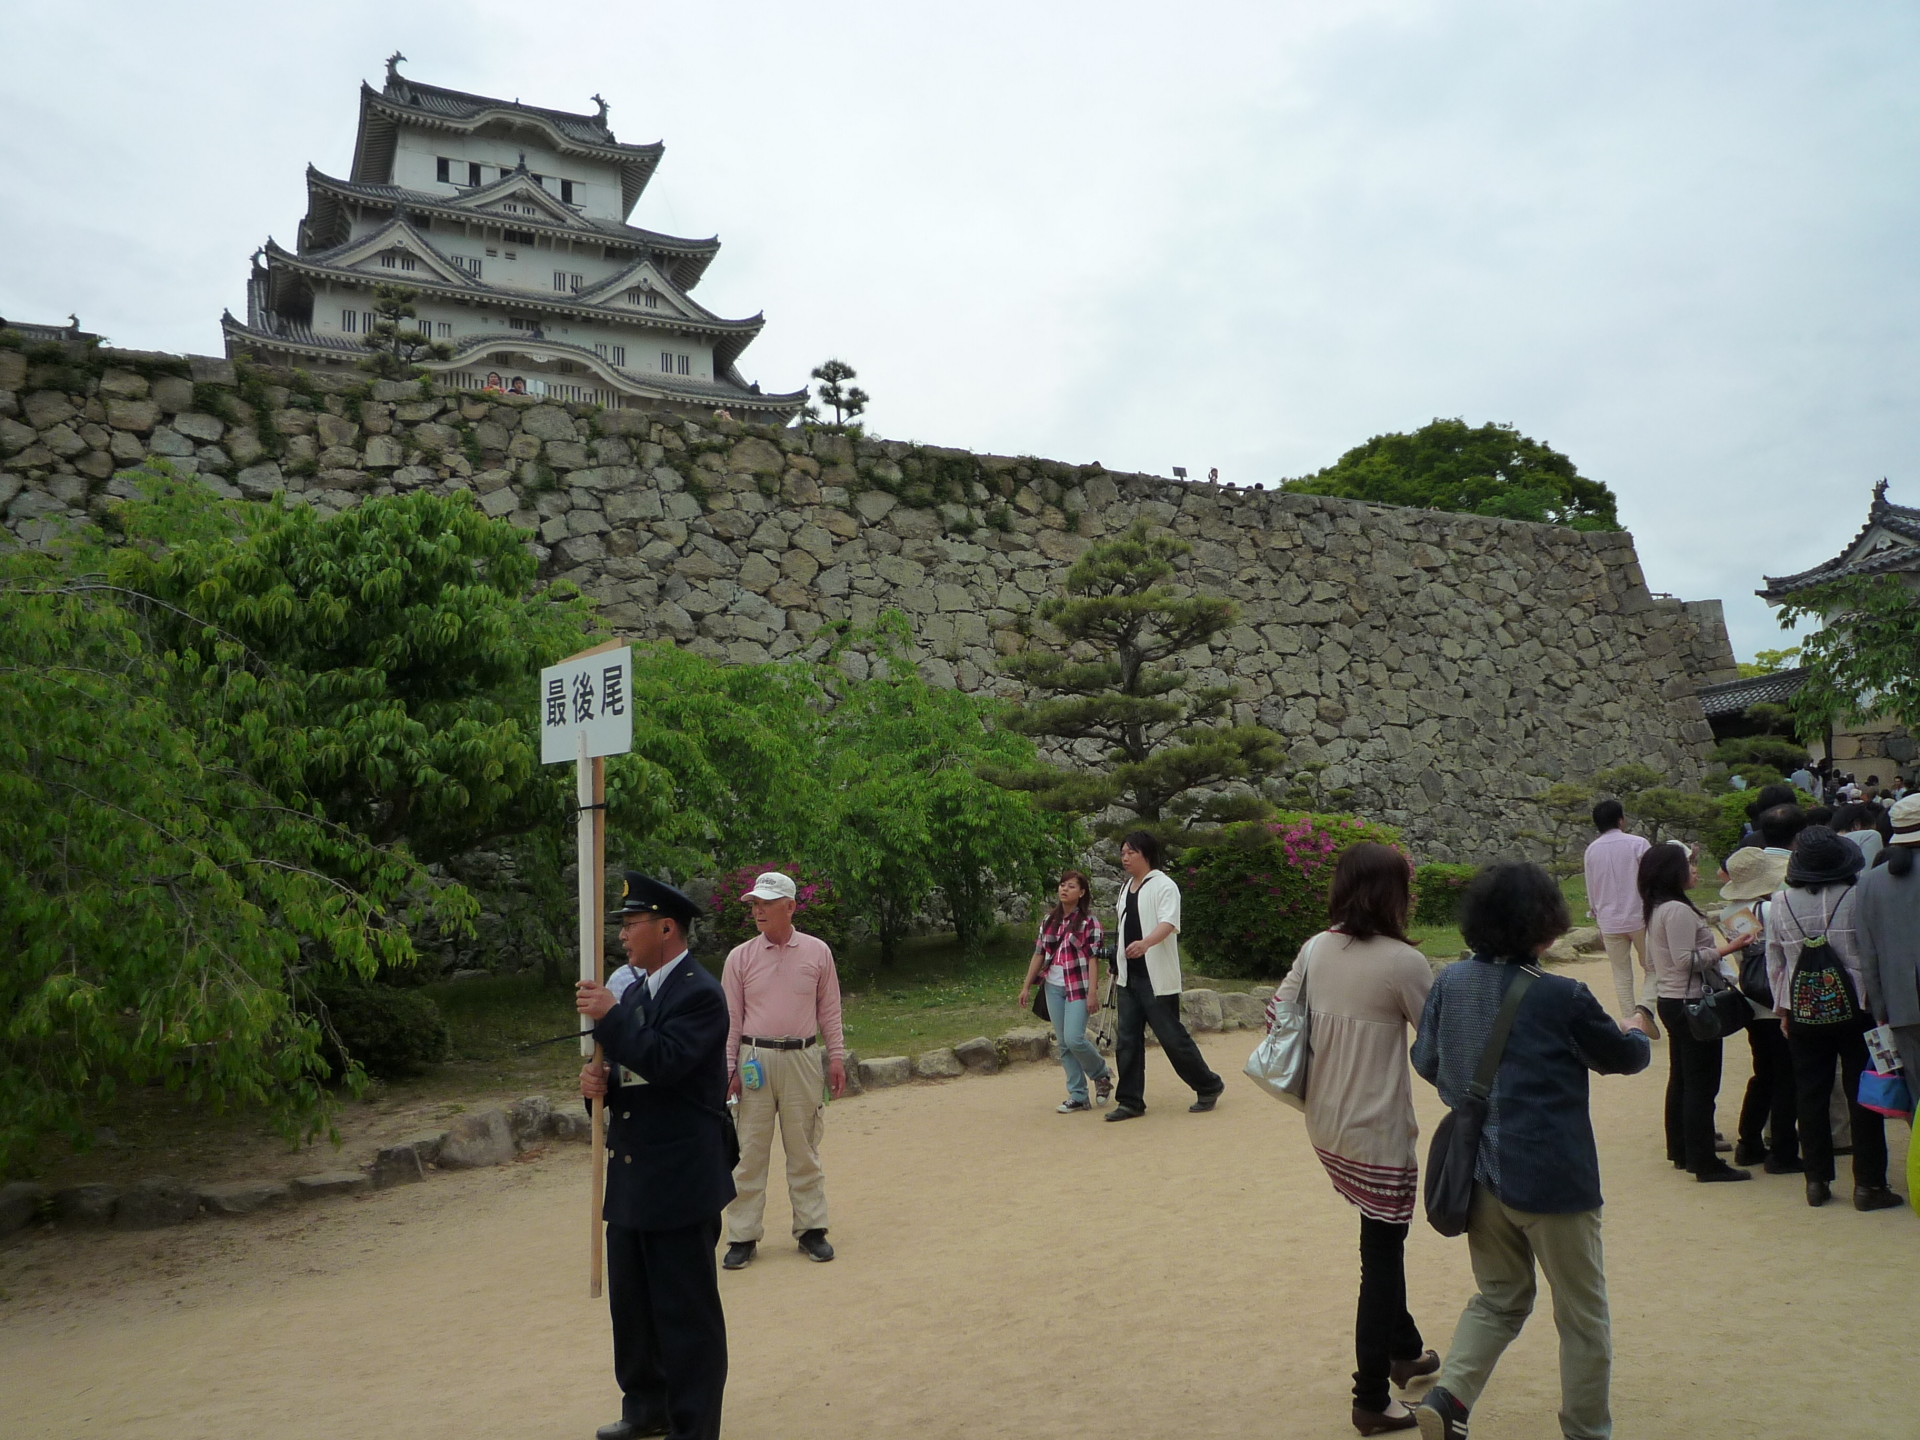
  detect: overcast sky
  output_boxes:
[4,0,1912,660]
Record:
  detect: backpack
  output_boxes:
[1737,899,1772,1007]
[1779,890,1859,1027]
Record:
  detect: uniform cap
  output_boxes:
[610,871,702,926]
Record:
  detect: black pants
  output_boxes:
[1657,999,1724,1173]
[607,1217,727,1440]
[1355,1215,1424,1411]
[1114,967,1222,1112]
[1738,1016,1798,1164]
[1786,1017,1887,1188]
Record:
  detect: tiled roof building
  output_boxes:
[223,55,804,421]
[1759,480,1920,600]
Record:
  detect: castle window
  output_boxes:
[468,161,482,186]
[437,157,451,183]
[399,254,417,272]
[342,310,357,333]
[505,229,536,245]
[380,253,396,268]
[364,313,375,333]
[677,354,691,375]
[646,292,659,309]
[570,274,583,292]
[561,179,576,204]
[504,251,517,261]
[611,345,625,366]
[593,343,607,359]
[626,290,642,305]
[661,350,673,372]
[558,360,577,373]
[437,322,452,337]
[485,248,498,257]
[554,271,569,292]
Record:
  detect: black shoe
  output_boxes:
[1415,1385,1469,1440]
[798,1228,835,1262]
[1389,1348,1440,1390]
[1855,1185,1905,1212]
[1806,1179,1831,1207]
[1734,1142,1767,1167]
[1763,1155,1803,1175]
[1696,1164,1751,1183]
[1671,1158,1687,1170]
[1105,1105,1145,1122]
[721,1241,755,1270]
[597,1419,666,1440]
[1189,1092,1221,1113]
[1352,1400,1419,1434]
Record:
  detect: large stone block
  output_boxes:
[519,405,579,442]
[150,376,196,413]
[912,1048,963,1079]
[1218,991,1265,1030]
[54,1183,119,1226]
[857,1056,911,1088]
[1,1181,50,1236]
[508,1095,553,1148]
[290,1171,372,1201]
[999,1027,1053,1064]
[1180,990,1224,1033]
[728,436,784,476]
[314,413,359,448]
[115,1176,200,1229]
[198,1180,293,1216]
[952,1036,1000,1074]
[437,1109,515,1169]
[371,1146,426,1189]
[106,398,160,433]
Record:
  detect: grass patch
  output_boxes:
[834,925,1037,1059]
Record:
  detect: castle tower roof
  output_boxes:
[1759,481,1920,601]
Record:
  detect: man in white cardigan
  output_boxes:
[1107,831,1224,1121]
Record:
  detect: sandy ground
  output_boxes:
[3,958,1914,1440]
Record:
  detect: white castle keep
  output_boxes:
[224,55,804,421]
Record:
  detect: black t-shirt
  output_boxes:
[1123,883,1142,957]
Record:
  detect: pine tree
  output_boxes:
[358,283,454,381]
[809,358,869,428]
[991,521,1288,843]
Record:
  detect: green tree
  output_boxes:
[808,358,869,429]
[1591,763,1722,844]
[1737,645,1801,679]
[1516,779,1596,879]
[358,282,454,381]
[1281,418,1619,530]
[0,519,464,1172]
[1778,575,1920,742]
[824,618,1071,960]
[993,522,1288,843]
[114,477,590,864]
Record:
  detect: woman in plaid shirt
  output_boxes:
[1019,871,1115,1112]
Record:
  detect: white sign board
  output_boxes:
[539,646,633,764]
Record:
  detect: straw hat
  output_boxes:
[1890,792,1920,846]
[1720,846,1789,901]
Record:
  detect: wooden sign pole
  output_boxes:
[588,754,607,1299]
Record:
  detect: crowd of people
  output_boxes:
[563,775,1917,1440]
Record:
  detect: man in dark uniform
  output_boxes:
[577,873,734,1440]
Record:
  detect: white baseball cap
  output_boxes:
[745,872,798,901]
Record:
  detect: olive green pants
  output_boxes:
[1438,1184,1612,1440]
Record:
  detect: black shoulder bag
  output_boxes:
[1424,966,1536,1237]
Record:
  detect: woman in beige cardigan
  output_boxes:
[1270,843,1437,1435]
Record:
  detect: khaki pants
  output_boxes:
[725,1043,827,1243]
[1601,931,1655,1019]
[1439,1185,1613,1440]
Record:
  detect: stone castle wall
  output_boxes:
[0,343,1738,862]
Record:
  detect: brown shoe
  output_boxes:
[1389,1348,1440,1390]
[1352,1401,1419,1434]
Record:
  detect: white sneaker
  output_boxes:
[1057,1099,1091,1113]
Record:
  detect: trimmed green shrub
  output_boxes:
[1177,813,1405,980]
[1412,863,1477,927]
[305,981,451,1081]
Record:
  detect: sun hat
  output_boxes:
[1890,793,1920,846]
[1785,825,1865,888]
[744,871,798,902]
[1720,847,1789,902]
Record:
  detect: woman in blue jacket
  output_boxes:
[1410,862,1651,1440]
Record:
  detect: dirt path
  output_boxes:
[3,958,1913,1439]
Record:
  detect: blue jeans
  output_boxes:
[1047,983,1110,1103]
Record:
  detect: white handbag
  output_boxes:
[1243,935,1315,1110]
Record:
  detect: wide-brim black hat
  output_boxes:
[609,871,702,927]
[1786,826,1865,888]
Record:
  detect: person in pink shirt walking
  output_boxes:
[719,871,847,1270]
[1583,798,1659,1037]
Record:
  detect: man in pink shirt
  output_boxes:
[1583,798,1658,1037]
[720,871,847,1270]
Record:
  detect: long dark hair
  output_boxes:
[1328,843,1412,942]
[1638,843,1699,927]
[1045,871,1094,930]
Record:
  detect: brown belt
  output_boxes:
[741,1034,816,1051]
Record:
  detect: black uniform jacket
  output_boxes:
[595,956,737,1231]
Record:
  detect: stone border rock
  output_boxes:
[6,994,1289,1239]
